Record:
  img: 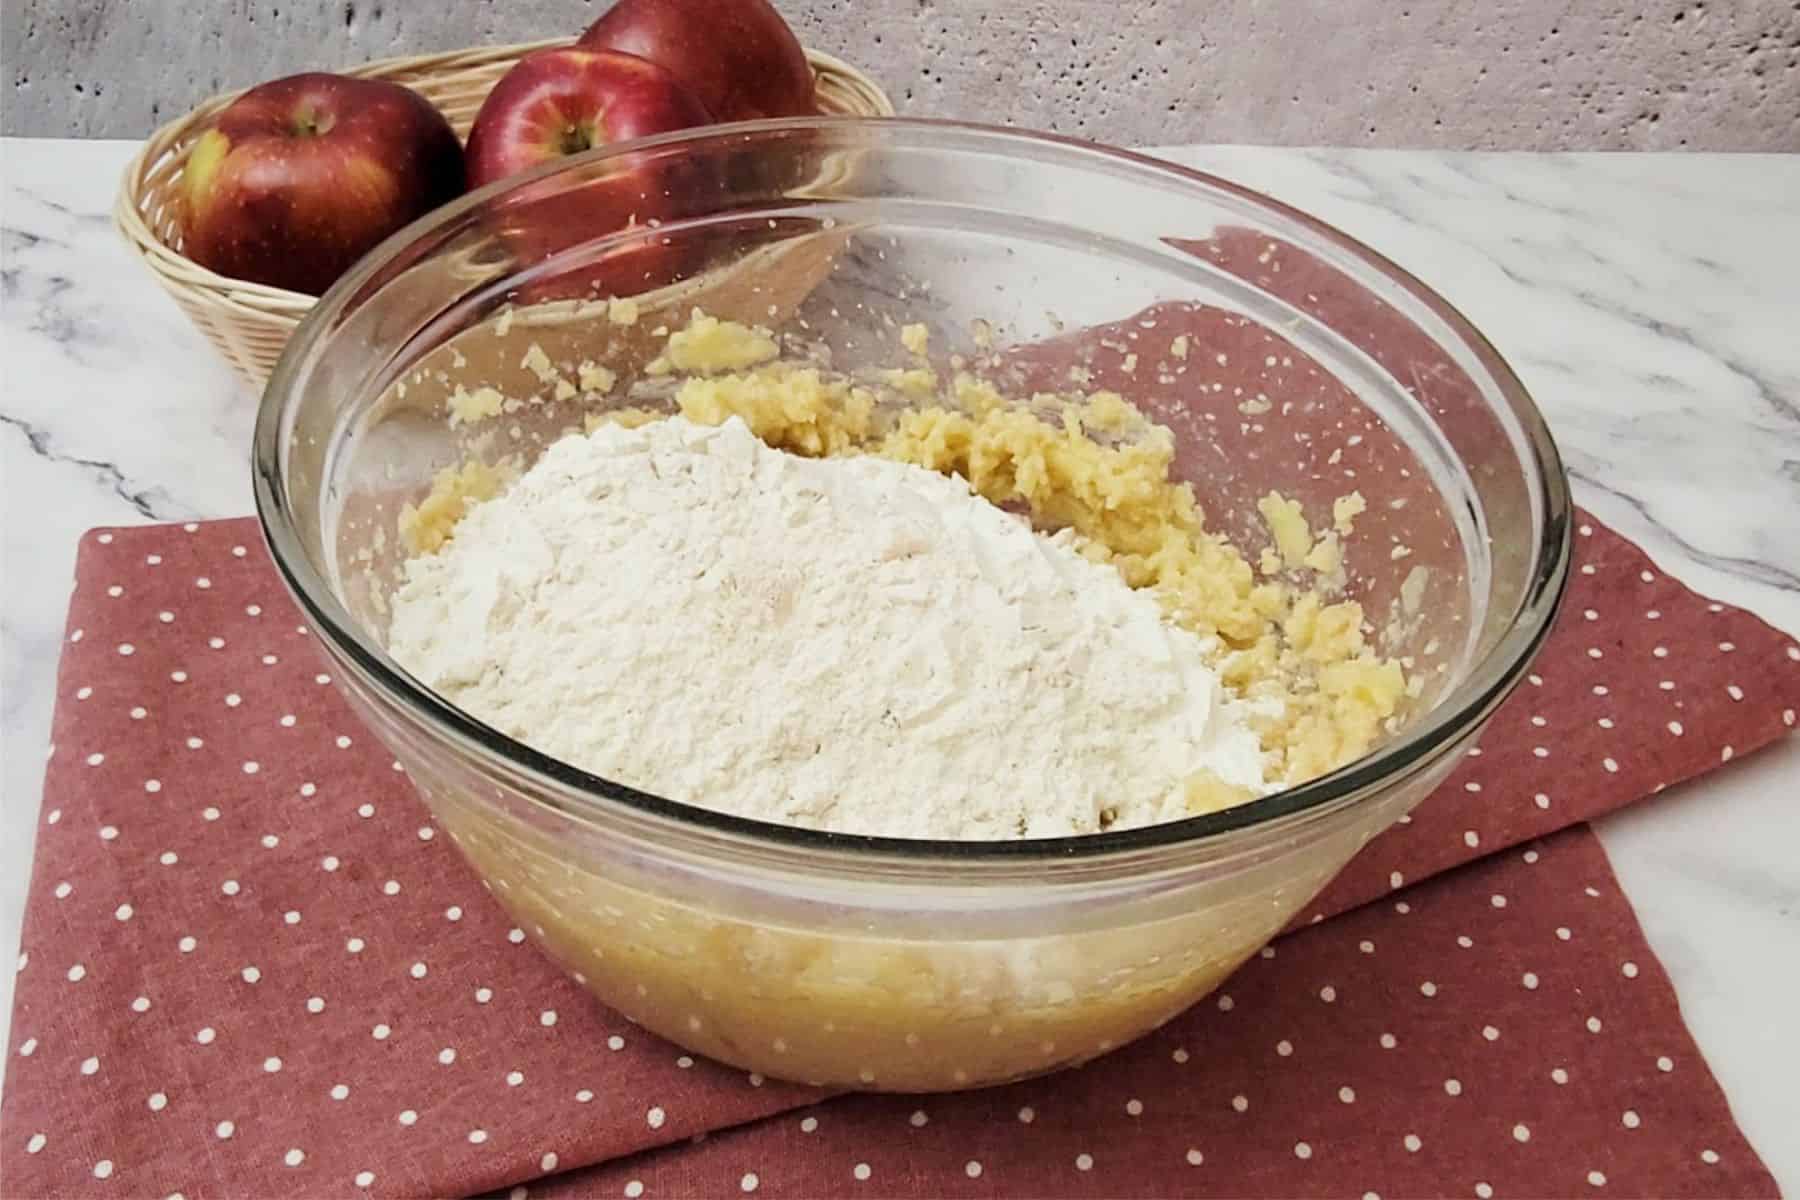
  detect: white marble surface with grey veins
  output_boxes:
[3,139,1797,1185]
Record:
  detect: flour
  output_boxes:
[386,416,1271,839]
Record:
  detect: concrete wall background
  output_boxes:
[5,0,1798,149]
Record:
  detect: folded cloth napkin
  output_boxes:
[550,825,1773,1200]
[3,510,1795,1199]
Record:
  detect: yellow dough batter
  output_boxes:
[383,307,1417,1093]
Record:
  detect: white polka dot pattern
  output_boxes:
[3,503,1793,1199]
[4,524,814,1199]
[555,826,1775,1199]
[1279,516,1800,929]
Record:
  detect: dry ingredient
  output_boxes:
[391,309,1409,836]
[388,416,1271,838]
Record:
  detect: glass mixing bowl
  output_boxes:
[255,118,1570,1092]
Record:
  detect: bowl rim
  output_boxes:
[254,115,1572,867]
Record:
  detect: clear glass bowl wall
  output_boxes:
[256,119,1569,1091]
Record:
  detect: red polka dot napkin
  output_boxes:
[548,825,1767,1200]
[4,512,1796,1199]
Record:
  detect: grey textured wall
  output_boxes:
[5,0,1799,148]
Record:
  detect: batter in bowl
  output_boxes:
[375,308,1413,1091]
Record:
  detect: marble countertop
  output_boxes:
[4,138,1796,1185]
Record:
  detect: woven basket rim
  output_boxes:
[116,39,894,316]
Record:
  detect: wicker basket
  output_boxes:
[115,39,894,390]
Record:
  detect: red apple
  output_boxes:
[578,0,815,123]
[180,73,463,296]
[466,48,715,301]
[464,47,712,190]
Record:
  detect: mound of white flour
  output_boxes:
[387,417,1269,838]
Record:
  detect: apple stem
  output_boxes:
[558,124,594,156]
[291,106,336,138]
